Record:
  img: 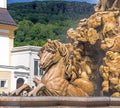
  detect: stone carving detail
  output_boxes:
[11,40,94,96]
[99,11,120,97]
[64,9,120,97]
[94,0,120,12]
[11,0,120,97]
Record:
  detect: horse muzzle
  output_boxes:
[39,62,44,67]
[39,62,46,69]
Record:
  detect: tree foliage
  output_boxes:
[8,1,94,46]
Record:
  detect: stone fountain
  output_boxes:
[1,0,120,107]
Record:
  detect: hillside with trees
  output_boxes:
[8,1,94,46]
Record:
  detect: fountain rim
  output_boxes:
[0,96,120,107]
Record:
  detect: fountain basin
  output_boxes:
[0,96,120,108]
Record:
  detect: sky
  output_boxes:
[7,0,98,4]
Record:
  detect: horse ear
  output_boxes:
[53,40,59,48]
[47,39,51,43]
[59,45,67,57]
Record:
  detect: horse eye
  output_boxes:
[47,49,54,53]
[52,50,56,53]
[50,50,56,54]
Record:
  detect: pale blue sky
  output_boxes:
[8,0,98,4]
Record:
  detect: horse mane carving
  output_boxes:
[39,39,69,64]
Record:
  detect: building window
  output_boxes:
[0,80,7,88]
[16,78,24,89]
[34,60,38,76]
[34,59,44,76]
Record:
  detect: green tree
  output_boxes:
[15,20,33,46]
[8,1,94,46]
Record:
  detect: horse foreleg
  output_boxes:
[33,77,41,86]
[28,83,45,96]
[28,82,56,96]
[94,0,102,11]
[109,0,119,10]
[10,84,31,96]
[100,0,107,11]
[28,77,41,96]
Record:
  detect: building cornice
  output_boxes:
[14,71,29,76]
[0,23,18,39]
[11,46,42,53]
[0,65,29,70]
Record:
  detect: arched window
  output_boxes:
[16,78,24,89]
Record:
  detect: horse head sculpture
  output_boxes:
[38,39,69,71]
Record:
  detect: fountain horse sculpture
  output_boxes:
[11,39,94,96]
[28,39,94,96]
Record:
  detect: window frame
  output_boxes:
[34,59,44,76]
[0,79,8,88]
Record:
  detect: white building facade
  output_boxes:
[0,0,43,93]
[11,46,43,88]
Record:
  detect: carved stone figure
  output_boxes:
[34,40,94,96]
[11,40,94,96]
[11,0,120,97]
[94,0,120,11]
